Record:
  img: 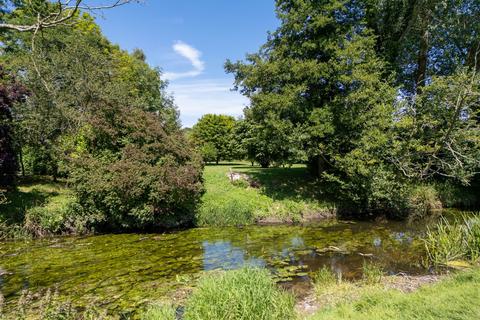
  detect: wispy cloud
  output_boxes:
[169,79,248,127]
[164,41,205,80]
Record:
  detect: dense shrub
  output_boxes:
[183,268,295,320]
[69,108,204,230]
[24,200,100,237]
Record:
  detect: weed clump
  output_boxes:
[424,214,480,266]
[182,268,295,320]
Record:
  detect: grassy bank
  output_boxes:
[196,163,333,226]
[138,267,480,320]
[308,267,480,320]
[0,177,75,239]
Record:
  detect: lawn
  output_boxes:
[196,162,334,226]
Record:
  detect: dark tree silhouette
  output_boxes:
[0,66,28,188]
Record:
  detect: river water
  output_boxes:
[0,218,431,313]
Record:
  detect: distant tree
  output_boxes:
[199,142,218,164]
[192,114,236,164]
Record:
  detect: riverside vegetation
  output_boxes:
[1,0,480,319]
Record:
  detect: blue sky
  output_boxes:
[95,0,279,127]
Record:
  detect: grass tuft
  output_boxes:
[141,303,177,320]
[362,262,383,285]
[183,268,295,320]
[424,214,480,266]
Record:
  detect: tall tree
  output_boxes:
[192,114,237,164]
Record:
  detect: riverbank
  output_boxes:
[5,266,475,319]
[305,267,480,320]
[196,163,335,226]
[0,163,337,239]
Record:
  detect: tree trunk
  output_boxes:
[19,147,25,176]
[415,28,429,93]
[466,41,480,71]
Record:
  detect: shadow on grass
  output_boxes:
[0,177,60,224]
[234,165,333,204]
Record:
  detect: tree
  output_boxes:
[2,10,204,229]
[391,68,480,184]
[0,0,136,32]
[0,65,27,188]
[191,114,237,164]
[226,0,405,214]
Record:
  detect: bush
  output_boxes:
[24,200,101,237]
[199,143,218,164]
[408,185,442,221]
[69,108,204,230]
[183,268,295,320]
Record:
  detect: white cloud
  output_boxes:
[164,41,205,80]
[169,79,249,127]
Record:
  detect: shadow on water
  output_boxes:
[0,218,432,312]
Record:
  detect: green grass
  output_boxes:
[140,303,177,320]
[0,177,74,239]
[196,163,332,226]
[182,268,295,320]
[308,268,480,320]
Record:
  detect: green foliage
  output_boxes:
[424,215,480,266]
[141,304,176,320]
[70,116,204,230]
[192,114,237,164]
[227,0,480,217]
[407,185,442,221]
[309,269,480,320]
[1,10,203,231]
[392,70,480,184]
[183,268,295,320]
[313,267,338,290]
[199,142,218,163]
[361,262,383,285]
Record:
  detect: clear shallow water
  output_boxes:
[0,219,428,312]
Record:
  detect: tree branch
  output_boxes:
[0,0,137,32]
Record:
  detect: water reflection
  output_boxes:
[202,241,265,270]
[0,219,429,311]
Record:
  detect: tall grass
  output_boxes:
[424,214,480,266]
[182,268,295,320]
[362,262,383,285]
